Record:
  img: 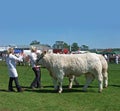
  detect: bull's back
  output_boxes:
[45,53,101,76]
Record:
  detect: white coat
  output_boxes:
[6,53,23,77]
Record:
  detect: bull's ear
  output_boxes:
[43,50,47,55]
[40,51,46,58]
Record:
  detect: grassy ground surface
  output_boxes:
[0,61,120,111]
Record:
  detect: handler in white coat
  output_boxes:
[6,47,24,92]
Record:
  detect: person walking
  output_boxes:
[115,55,119,64]
[6,47,24,92]
[29,46,42,89]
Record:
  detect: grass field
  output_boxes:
[0,61,120,111]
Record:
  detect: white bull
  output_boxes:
[68,54,108,89]
[38,52,104,93]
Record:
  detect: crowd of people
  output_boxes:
[103,54,119,64]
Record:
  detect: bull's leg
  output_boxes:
[97,73,103,93]
[74,77,79,86]
[83,73,94,92]
[68,75,75,89]
[57,74,64,93]
[52,78,58,91]
[58,81,63,93]
[68,75,79,88]
[103,72,108,88]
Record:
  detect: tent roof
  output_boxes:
[97,50,120,54]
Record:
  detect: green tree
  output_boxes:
[71,42,79,51]
[30,40,40,45]
[80,45,89,51]
[63,42,69,49]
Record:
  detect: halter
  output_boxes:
[36,53,45,64]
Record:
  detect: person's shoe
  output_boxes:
[39,86,43,89]
[8,89,16,92]
[30,86,35,89]
[36,85,43,89]
[18,88,24,92]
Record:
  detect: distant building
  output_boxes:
[30,44,51,51]
[0,46,8,52]
[53,41,64,49]
[0,44,52,53]
[52,41,69,54]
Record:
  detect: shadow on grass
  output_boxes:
[22,85,97,93]
[109,84,120,88]
[24,88,85,93]
[0,89,8,92]
[0,85,98,93]
[42,85,97,88]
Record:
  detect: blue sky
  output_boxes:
[0,0,120,49]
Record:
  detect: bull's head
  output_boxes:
[36,51,46,64]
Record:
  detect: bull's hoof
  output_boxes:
[58,91,62,93]
[103,85,108,88]
[82,87,87,92]
[82,88,87,92]
[58,89,63,93]
[82,90,87,92]
[68,86,72,89]
[75,83,79,86]
[98,90,102,93]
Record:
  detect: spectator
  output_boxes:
[103,54,108,62]
[115,55,119,64]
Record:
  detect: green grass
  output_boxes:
[0,61,120,111]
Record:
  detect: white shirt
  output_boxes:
[104,54,108,60]
[6,53,23,77]
[116,55,119,60]
[29,52,37,68]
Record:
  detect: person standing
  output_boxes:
[104,54,108,61]
[6,47,24,92]
[115,55,119,64]
[29,46,42,89]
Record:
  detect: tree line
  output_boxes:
[30,40,89,51]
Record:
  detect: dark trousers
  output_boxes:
[8,77,22,92]
[30,67,41,88]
